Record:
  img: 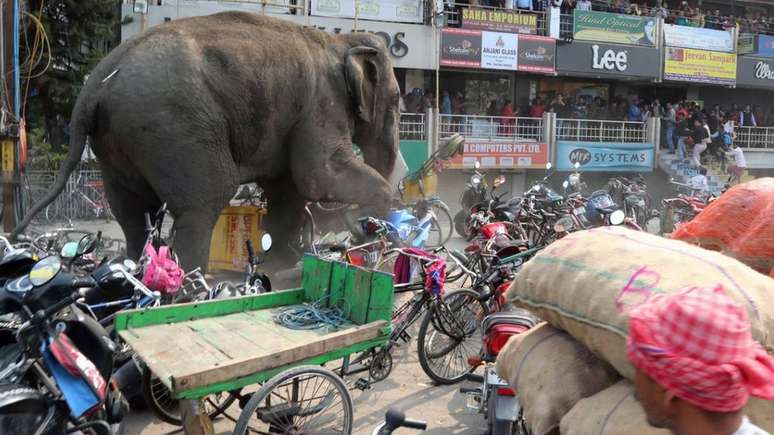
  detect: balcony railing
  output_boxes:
[735,127,774,149]
[438,115,544,142]
[399,113,427,140]
[556,119,647,143]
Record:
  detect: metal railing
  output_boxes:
[556,118,647,143]
[735,127,774,149]
[438,114,544,142]
[23,169,110,223]
[399,113,427,140]
[443,2,548,36]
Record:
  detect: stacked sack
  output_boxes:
[672,177,774,277]
[497,226,774,435]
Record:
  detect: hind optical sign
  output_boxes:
[556,141,655,172]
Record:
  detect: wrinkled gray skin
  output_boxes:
[12,12,405,271]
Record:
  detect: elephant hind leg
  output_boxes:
[101,170,161,260]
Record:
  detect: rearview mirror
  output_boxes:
[261,233,273,252]
[474,161,481,170]
[574,162,581,169]
[60,242,79,259]
[546,162,553,171]
[562,180,569,190]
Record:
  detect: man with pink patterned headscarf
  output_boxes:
[627,286,774,435]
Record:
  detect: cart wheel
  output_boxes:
[369,349,393,382]
[141,368,236,426]
[417,289,488,385]
[233,365,353,435]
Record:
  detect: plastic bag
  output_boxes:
[671,178,774,275]
[141,243,184,294]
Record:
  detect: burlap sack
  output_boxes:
[505,226,774,379]
[561,381,774,434]
[560,380,670,435]
[495,323,620,435]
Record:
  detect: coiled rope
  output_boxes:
[272,298,351,331]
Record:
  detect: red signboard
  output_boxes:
[449,141,549,169]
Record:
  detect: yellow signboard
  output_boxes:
[664,47,736,86]
[2,141,14,174]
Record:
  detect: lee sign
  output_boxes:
[556,141,655,172]
[591,45,627,72]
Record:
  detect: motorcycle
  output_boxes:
[454,161,489,238]
[607,176,653,229]
[463,175,525,242]
[461,309,538,435]
[0,235,129,435]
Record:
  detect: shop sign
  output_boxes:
[440,29,555,73]
[517,35,556,73]
[738,33,756,55]
[663,24,734,53]
[461,7,538,34]
[736,57,774,89]
[556,41,659,78]
[310,0,423,24]
[573,10,656,46]
[295,16,435,70]
[481,32,518,70]
[756,35,774,58]
[450,141,549,169]
[440,28,482,68]
[663,47,736,86]
[556,141,654,172]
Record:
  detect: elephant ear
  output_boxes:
[345,46,381,124]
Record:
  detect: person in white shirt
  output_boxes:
[688,166,709,195]
[576,0,592,10]
[725,143,747,185]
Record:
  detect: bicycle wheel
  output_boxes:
[425,216,444,248]
[417,289,489,385]
[431,202,453,245]
[233,365,353,435]
[141,368,236,426]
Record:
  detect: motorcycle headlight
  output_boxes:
[610,210,626,226]
[471,175,482,186]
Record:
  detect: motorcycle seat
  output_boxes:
[482,310,538,331]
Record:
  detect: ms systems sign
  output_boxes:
[556,141,655,172]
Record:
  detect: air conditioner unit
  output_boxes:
[134,0,148,14]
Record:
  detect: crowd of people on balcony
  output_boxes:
[452,0,773,35]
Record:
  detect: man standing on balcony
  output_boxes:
[576,0,591,11]
[739,104,757,127]
[663,103,677,154]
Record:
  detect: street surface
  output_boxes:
[30,219,487,435]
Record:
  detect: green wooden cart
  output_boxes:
[115,255,394,435]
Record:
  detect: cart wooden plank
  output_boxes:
[118,307,388,394]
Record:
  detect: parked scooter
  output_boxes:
[455,161,489,237]
[461,310,538,435]
[0,235,129,435]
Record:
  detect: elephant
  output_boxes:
[12,11,409,271]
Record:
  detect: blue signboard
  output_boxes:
[556,141,655,172]
[758,35,774,58]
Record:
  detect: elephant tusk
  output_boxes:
[102,69,120,84]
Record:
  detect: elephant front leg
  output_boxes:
[262,181,307,269]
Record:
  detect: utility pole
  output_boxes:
[1,0,21,233]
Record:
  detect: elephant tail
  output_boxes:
[11,91,96,239]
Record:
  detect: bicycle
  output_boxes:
[45,173,114,222]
